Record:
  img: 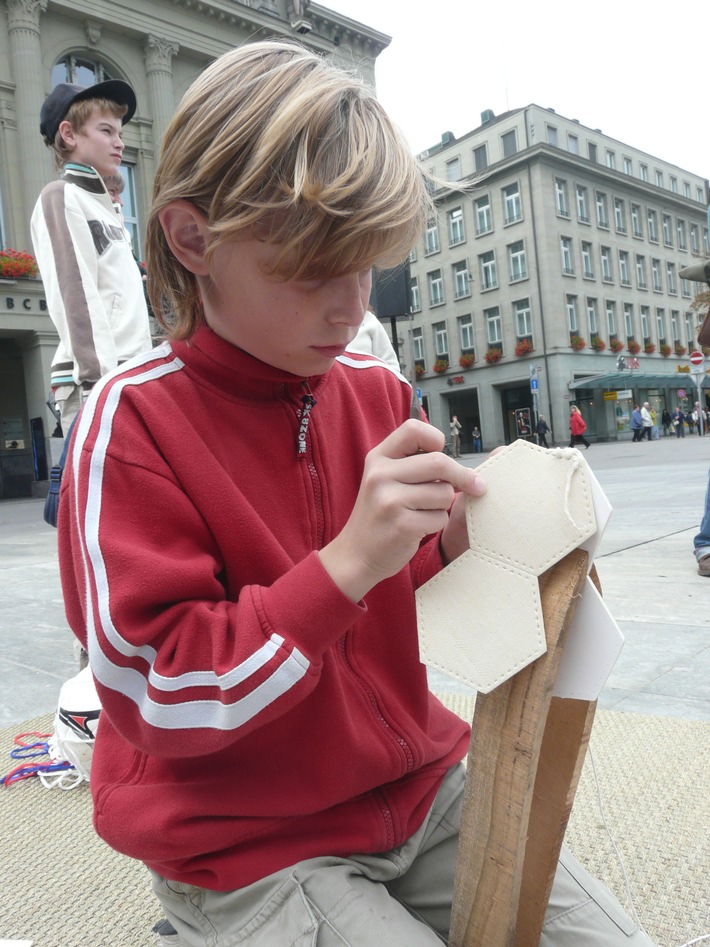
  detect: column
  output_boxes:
[5,0,50,244]
[144,34,179,158]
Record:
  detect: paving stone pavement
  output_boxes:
[1,432,708,727]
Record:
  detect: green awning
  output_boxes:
[569,371,709,390]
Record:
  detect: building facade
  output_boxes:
[407,105,709,451]
[0,0,388,497]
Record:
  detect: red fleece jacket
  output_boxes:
[58,326,470,890]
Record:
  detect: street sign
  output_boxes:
[530,377,539,391]
[689,351,704,366]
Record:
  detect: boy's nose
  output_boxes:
[329,270,372,324]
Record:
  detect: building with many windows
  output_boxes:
[407,105,709,450]
[0,0,387,497]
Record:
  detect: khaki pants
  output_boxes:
[150,765,653,946]
[53,383,84,434]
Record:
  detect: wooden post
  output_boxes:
[449,549,591,947]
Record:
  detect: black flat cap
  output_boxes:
[40,79,136,144]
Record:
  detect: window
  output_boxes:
[555,178,569,217]
[501,130,517,158]
[51,53,116,86]
[600,246,613,282]
[606,150,616,169]
[412,326,423,361]
[636,255,647,289]
[705,227,709,254]
[595,191,608,228]
[514,298,532,337]
[581,241,594,278]
[624,303,634,338]
[566,294,578,333]
[485,307,502,344]
[690,224,700,254]
[433,321,449,356]
[567,133,579,154]
[681,278,691,298]
[677,219,687,250]
[408,247,417,263]
[655,170,664,188]
[656,308,666,341]
[667,263,677,295]
[473,144,488,172]
[458,314,474,351]
[639,163,649,182]
[623,156,633,175]
[427,269,444,306]
[576,185,589,222]
[647,209,658,242]
[606,301,617,337]
[479,250,498,290]
[448,207,465,245]
[452,260,471,299]
[118,165,140,253]
[641,306,650,340]
[474,195,493,235]
[697,186,705,203]
[502,183,522,223]
[425,221,440,255]
[445,157,462,182]
[614,198,626,232]
[670,176,678,193]
[671,310,680,341]
[587,297,599,335]
[683,182,691,198]
[685,312,694,344]
[663,215,673,246]
[508,240,527,282]
[546,124,558,147]
[588,142,598,162]
[560,237,574,274]
[410,276,420,312]
[619,250,630,286]
[631,204,642,237]
[651,259,662,292]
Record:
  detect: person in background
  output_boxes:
[630,405,644,442]
[472,426,483,453]
[671,406,685,438]
[640,403,653,441]
[568,404,590,449]
[347,307,402,373]
[31,80,151,434]
[536,414,550,448]
[450,414,462,457]
[661,408,672,436]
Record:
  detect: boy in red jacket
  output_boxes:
[59,41,653,946]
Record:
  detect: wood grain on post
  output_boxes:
[449,549,590,947]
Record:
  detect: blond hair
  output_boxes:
[49,97,127,171]
[146,40,433,340]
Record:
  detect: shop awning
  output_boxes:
[569,371,709,391]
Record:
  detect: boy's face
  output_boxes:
[200,236,371,377]
[60,108,124,177]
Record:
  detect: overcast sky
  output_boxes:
[324,0,709,183]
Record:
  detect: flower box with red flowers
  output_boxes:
[0,249,39,280]
[569,335,587,351]
[484,348,502,364]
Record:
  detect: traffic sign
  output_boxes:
[530,377,539,391]
[689,350,704,366]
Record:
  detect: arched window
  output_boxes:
[51,54,116,89]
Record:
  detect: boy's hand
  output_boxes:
[319,419,485,602]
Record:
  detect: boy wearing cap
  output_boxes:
[31,80,151,432]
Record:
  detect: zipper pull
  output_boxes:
[297,383,317,456]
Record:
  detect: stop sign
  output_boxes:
[690,350,704,366]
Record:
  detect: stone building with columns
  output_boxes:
[0,0,388,497]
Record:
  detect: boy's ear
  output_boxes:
[159,201,210,275]
[58,120,77,150]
